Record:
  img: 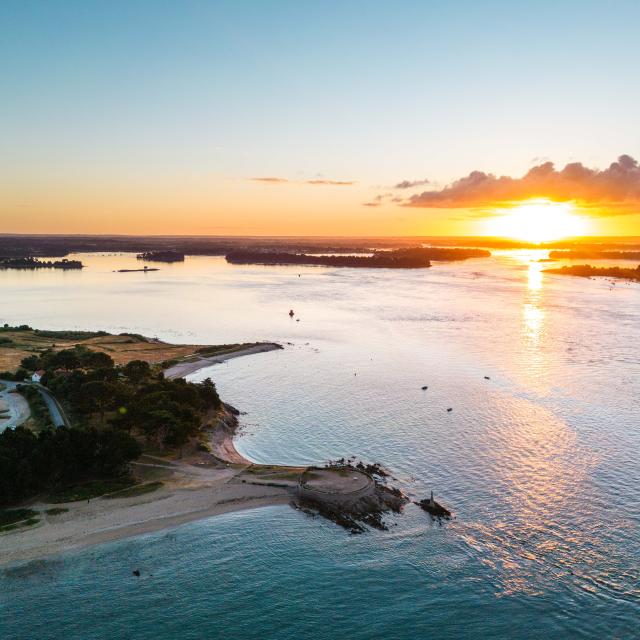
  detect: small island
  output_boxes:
[545,264,640,282]
[136,250,185,263]
[226,247,489,269]
[0,257,83,270]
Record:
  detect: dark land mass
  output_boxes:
[0,257,83,270]
[136,250,185,263]
[2,234,640,260]
[546,264,640,282]
[549,250,640,261]
[226,247,489,269]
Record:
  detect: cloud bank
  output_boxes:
[401,155,640,212]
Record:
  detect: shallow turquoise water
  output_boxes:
[1,251,639,638]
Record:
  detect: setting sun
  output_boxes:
[484,199,589,243]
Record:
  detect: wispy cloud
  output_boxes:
[249,177,290,184]
[393,178,430,189]
[249,177,355,186]
[401,155,640,213]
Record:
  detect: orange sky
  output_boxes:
[2,174,640,237]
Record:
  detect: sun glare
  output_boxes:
[485,199,588,243]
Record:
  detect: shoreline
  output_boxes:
[164,342,282,379]
[1,343,291,567]
[0,464,294,567]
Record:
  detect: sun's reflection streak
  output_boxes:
[527,259,544,292]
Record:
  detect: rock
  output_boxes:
[132,569,141,577]
[415,496,451,519]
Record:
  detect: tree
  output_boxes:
[81,381,116,423]
[20,355,40,371]
[198,378,221,410]
[123,360,151,384]
[83,351,114,369]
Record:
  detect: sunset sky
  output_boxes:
[2,1,640,237]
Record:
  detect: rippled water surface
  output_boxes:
[1,251,639,638]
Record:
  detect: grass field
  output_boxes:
[0,327,261,373]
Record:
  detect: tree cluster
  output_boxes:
[0,426,141,506]
[20,348,222,451]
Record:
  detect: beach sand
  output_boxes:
[164,342,282,379]
[1,345,299,567]
[0,464,293,565]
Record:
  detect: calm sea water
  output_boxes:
[1,251,639,639]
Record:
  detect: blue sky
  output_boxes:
[2,1,640,234]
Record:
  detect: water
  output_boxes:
[1,251,639,638]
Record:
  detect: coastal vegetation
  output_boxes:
[226,247,489,269]
[0,324,264,374]
[137,250,185,262]
[0,426,142,507]
[0,257,83,270]
[545,264,640,282]
[0,332,227,507]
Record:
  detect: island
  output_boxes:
[226,247,490,269]
[0,326,413,565]
[545,264,640,282]
[136,250,185,263]
[0,257,83,270]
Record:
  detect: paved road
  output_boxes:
[33,383,71,428]
[0,380,31,431]
[0,379,71,430]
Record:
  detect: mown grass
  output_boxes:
[0,508,37,527]
[102,481,164,499]
[0,517,40,533]
[48,477,135,503]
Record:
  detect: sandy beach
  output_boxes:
[1,344,299,567]
[164,342,282,379]
[0,458,297,567]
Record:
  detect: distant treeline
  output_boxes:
[0,235,407,259]
[137,250,185,262]
[0,257,83,270]
[549,250,640,260]
[226,247,489,268]
[6,234,639,260]
[546,264,640,282]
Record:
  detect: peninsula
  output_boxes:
[0,326,409,565]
